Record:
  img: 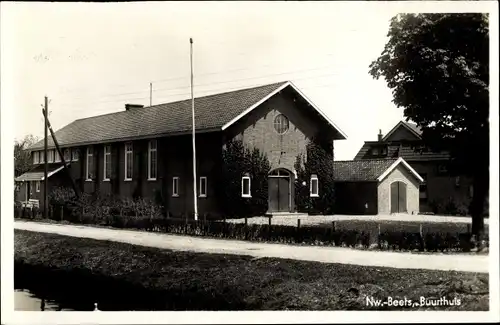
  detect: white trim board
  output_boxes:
[377,157,424,183]
[382,121,422,141]
[221,81,348,140]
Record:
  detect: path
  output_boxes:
[15,221,488,273]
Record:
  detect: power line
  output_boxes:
[55,63,342,106]
[54,70,340,111]
[51,51,340,97]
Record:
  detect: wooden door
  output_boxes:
[398,182,407,213]
[390,181,407,213]
[278,177,290,212]
[268,178,279,212]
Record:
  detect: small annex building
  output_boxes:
[333,157,423,215]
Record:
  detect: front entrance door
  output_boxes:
[390,181,407,213]
[268,169,291,213]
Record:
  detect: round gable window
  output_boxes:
[273,114,289,134]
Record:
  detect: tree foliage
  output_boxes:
[14,134,39,177]
[369,13,489,236]
[218,140,271,217]
[295,138,335,215]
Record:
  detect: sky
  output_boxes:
[0,1,489,160]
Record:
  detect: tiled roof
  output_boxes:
[30,82,288,150]
[353,142,450,161]
[334,159,397,182]
[15,163,66,182]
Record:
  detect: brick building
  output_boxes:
[15,81,347,216]
[333,158,423,215]
[354,120,474,214]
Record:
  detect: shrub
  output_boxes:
[218,140,271,218]
[294,138,335,214]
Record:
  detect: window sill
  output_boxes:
[310,194,319,198]
[124,179,132,182]
[85,179,93,182]
[172,194,179,198]
[242,194,252,198]
[147,178,157,181]
[199,195,207,198]
[103,179,110,182]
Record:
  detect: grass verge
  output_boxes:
[15,229,489,311]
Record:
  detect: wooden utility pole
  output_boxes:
[43,108,80,199]
[190,37,198,221]
[44,96,48,219]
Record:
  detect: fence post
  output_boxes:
[244,217,248,240]
[467,223,471,233]
[419,223,425,251]
[60,205,64,221]
[223,217,227,237]
[332,221,336,232]
[297,218,301,243]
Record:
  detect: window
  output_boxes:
[148,140,157,180]
[124,142,133,181]
[242,175,251,198]
[86,146,94,180]
[419,173,428,201]
[54,149,61,162]
[310,174,319,197]
[48,149,55,163]
[199,176,207,197]
[33,151,40,164]
[103,145,111,181]
[172,177,179,197]
[71,149,79,161]
[40,151,45,163]
[273,114,289,134]
[35,181,40,192]
[63,149,71,162]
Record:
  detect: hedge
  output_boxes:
[15,204,486,253]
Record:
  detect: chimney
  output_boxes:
[377,129,383,142]
[125,104,144,111]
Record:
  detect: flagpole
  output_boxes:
[190,38,198,221]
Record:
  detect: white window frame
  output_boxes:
[33,151,40,164]
[199,176,207,198]
[124,142,133,181]
[103,145,111,181]
[86,146,94,181]
[241,175,251,198]
[148,140,157,180]
[71,149,79,161]
[54,149,61,162]
[310,174,319,197]
[35,181,40,192]
[40,151,45,163]
[63,148,71,162]
[172,177,179,197]
[48,149,55,163]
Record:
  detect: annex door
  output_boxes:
[390,181,407,213]
[268,169,291,213]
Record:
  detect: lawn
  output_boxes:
[15,229,489,311]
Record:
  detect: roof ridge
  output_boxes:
[73,81,289,123]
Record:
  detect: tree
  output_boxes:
[369,13,489,239]
[14,134,39,177]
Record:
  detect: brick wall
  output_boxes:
[225,91,323,173]
[377,164,420,215]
